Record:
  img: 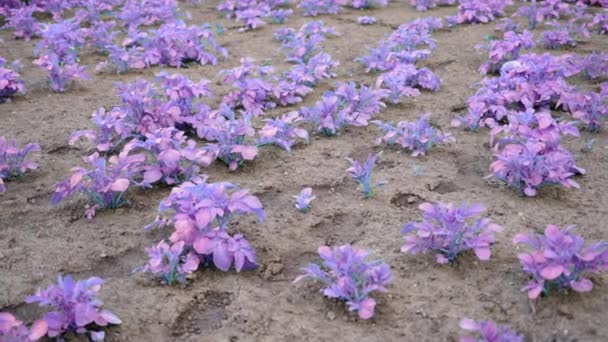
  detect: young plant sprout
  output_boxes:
[345,152,385,198]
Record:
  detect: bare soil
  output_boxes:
[1,2,608,341]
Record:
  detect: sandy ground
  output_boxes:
[1,1,608,341]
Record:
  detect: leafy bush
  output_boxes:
[373,114,454,156]
[257,112,309,152]
[26,275,121,341]
[0,137,40,193]
[401,202,502,264]
[145,175,264,272]
[514,225,608,299]
[0,58,26,103]
[51,151,145,220]
[0,312,47,341]
[459,318,523,342]
[295,245,392,319]
[136,240,200,284]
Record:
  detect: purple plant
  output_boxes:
[514,0,572,29]
[357,18,439,72]
[257,111,309,152]
[357,16,377,25]
[401,202,502,264]
[2,6,42,41]
[574,52,608,80]
[51,151,145,220]
[459,318,523,342]
[298,0,345,16]
[477,30,535,74]
[136,240,200,284]
[118,0,179,30]
[269,9,293,23]
[591,11,608,34]
[25,275,121,341]
[0,59,26,103]
[0,137,40,193]
[69,107,135,153]
[375,64,441,103]
[294,245,392,319]
[84,20,118,53]
[562,90,607,132]
[301,82,387,136]
[349,0,388,9]
[453,53,581,130]
[514,225,608,299]
[447,0,513,25]
[410,0,455,11]
[294,187,315,212]
[345,152,384,198]
[286,52,339,87]
[35,19,86,64]
[109,22,228,71]
[541,19,590,49]
[33,54,90,93]
[193,230,258,272]
[276,21,339,63]
[220,58,276,115]
[145,175,264,272]
[0,312,47,342]
[373,114,455,156]
[203,106,258,170]
[272,79,313,106]
[489,139,585,196]
[125,128,213,186]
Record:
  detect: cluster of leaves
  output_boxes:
[217,0,294,31]
[477,30,535,74]
[51,151,145,220]
[0,57,26,103]
[24,275,121,341]
[293,187,315,212]
[574,52,608,80]
[541,19,590,49]
[124,127,213,186]
[410,0,455,12]
[141,175,264,277]
[357,17,441,72]
[487,109,586,196]
[300,82,388,136]
[514,0,572,30]
[372,114,455,156]
[0,136,40,194]
[102,22,228,72]
[295,245,392,319]
[298,0,346,16]
[591,11,608,34]
[1,5,42,40]
[452,53,582,130]
[0,312,46,342]
[401,202,502,264]
[357,16,377,25]
[202,106,259,170]
[345,152,384,198]
[375,64,441,103]
[32,18,90,92]
[459,318,523,342]
[514,225,608,299]
[257,111,309,152]
[560,88,608,132]
[447,0,513,26]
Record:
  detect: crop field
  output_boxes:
[1,0,608,341]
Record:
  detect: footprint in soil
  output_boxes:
[391,192,425,208]
[171,291,232,337]
[426,180,460,194]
